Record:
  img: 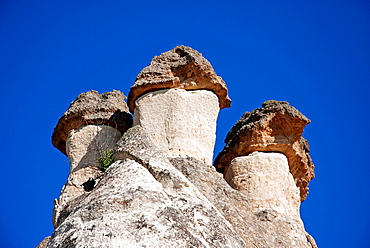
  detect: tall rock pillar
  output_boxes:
[127,45,231,164]
[51,90,132,228]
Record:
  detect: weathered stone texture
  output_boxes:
[170,156,317,248]
[48,127,246,248]
[52,90,132,155]
[52,125,122,228]
[44,47,317,248]
[51,90,133,229]
[127,45,231,112]
[214,100,314,201]
[225,152,301,218]
[133,88,219,164]
[36,236,51,248]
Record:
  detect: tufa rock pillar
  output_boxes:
[214,100,315,202]
[51,90,132,228]
[41,47,318,248]
[214,100,316,246]
[127,45,231,164]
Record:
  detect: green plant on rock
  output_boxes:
[97,148,114,172]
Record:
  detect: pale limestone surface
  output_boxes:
[45,122,317,248]
[42,47,318,248]
[47,127,245,248]
[225,152,301,219]
[52,125,122,228]
[133,88,219,164]
[171,156,317,248]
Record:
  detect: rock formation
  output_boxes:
[51,90,133,228]
[130,46,230,164]
[40,46,317,248]
[52,90,132,155]
[170,156,317,248]
[47,126,246,247]
[214,100,314,201]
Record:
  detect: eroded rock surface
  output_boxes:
[170,156,317,248]
[52,125,122,228]
[48,126,245,248]
[51,90,132,228]
[36,236,51,248]
[43,48,318,248]
[127,45,231,112]
[52,90,132,155]
[133,88,219,164]
[214,100,314,201]
[225,152,301,218]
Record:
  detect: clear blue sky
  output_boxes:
[1,1,369,247]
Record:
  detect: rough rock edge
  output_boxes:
[127,45,231,112]
[214,100,314,201]
[52,90,133,155]
[115,126,245,247]
[170,156,317,248]
[47,126,246,247]
[53,193,88,228]
[36,236,51,248]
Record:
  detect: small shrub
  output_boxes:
[97,149,114,172]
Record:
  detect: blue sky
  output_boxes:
[1,1,369,247]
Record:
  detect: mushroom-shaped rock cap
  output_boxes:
[52,90,133,155]
[127,45,231,112]
[214,100,314,201]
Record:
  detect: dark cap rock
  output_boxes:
[214,100,314,201]
[52,90,133,155]
[127,45,231,112]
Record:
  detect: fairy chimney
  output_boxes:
[127,45,230,164]
[51,90,132,228]
[214,100,314,202]
[214,100,314,217]
[41,47,317,248]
